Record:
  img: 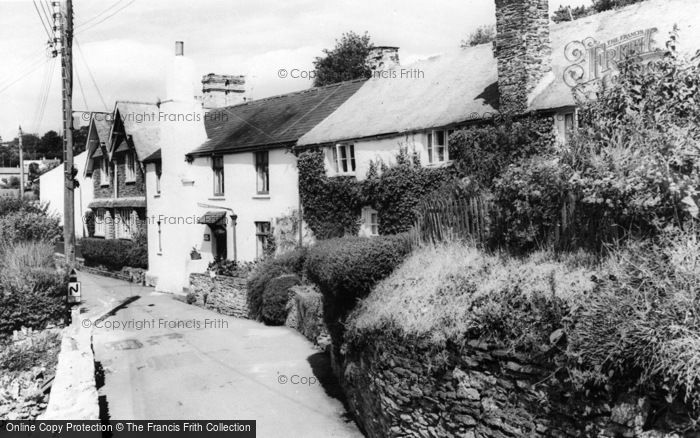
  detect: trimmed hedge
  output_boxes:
[304,234,413,359]
[247,247,308,321]
[0,267,69,336]
[79,237,147,270]
[262,274,301,326]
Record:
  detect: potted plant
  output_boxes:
[190,246,201,260]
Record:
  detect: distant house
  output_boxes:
[39,152,94,238]
[83,104,159,240]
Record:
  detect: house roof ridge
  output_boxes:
[209,78,368,112]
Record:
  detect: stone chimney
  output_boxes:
[201,73,246,110]
[367,46,400,73]
[494,0,553,113]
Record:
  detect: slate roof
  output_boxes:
[297,0,700,146]
[187,79,366,157]
[113,101,160,161]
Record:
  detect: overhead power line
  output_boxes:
[77,0,135,34]
[75,38,109,111]
[75,0,125,29]
[32,0,53,40]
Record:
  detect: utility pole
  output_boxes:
[60,0,75,263]
[18,126,24,199]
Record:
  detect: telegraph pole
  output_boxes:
[18,126,24,199]
[60,0,75,263]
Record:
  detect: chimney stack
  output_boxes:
[367,46,400,74]
[494,0,552,113]
[175,41,184,56]
[201,73,246,110]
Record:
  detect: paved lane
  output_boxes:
[80,272,362,438]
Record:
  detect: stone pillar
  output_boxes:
[494,0,552,114]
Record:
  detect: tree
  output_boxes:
[593,0,645,12]
[73,125,88,155]
[460,24,496,48]
[552,5,594,23]
[37,130,63,159]
[313,31,373,87]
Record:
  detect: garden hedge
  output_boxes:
[304,234,413,359]
[262,274,301,326]
[247,247,307,321]
[79,237,147,270]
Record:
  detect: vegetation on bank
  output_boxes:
[78,230,148,271]
[0,198,68,337]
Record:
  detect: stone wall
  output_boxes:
[494,0,552,113]
[341,332,695,438]
[284,285,331,351]
[188,273,249,319]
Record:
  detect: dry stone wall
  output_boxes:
[188,273,249,319]
[341,332,694,438]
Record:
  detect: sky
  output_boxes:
[0,0,590,143]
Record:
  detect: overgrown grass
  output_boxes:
[346,244,596,348]
[0,330,61,374]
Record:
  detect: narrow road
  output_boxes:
[79,272,362,438]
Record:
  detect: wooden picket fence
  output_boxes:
[412,194,493,246]
[411,188,618,250]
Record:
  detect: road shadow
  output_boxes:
[94,359,112,437]
[307,352,355,423]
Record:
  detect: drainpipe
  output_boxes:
[230,214,237,263]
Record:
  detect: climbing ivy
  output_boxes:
[298,148,454,238]
[364,149,454,235]
[297,149,364,239]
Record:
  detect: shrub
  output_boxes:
[246,247,308,320]
[0,241,55,289]
[0,267,69,336]
[0,198,47,217]
[567,232,700,409]
[84,210,95,237]
[0,211,61,245]
[0,330,61,372]
[262,274,301,326]
[79,237,147,270]
[304,234,413,357]
[126,230,148,269]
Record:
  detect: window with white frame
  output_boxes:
[99,157,109,186]
[125,151,136,182]
[212,156,224,196]
[361,207,379,236]
[255,221,271,258]
[333,143,356,175]
[94,209,105,237]
[255,151,269,194]
[427,130,450,164]
[115,208,135,239]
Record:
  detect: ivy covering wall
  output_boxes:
[297,116,556,240]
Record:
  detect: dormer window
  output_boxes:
[125,150,136,182]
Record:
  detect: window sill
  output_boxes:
[252,195,270,200]
[125,180,136,185]
[153,194,161,198]
[100,184,109,188]
[157,252,162,256]
[329,173,357,178]
[425,160,453,168]
[209,196,226,201]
